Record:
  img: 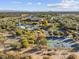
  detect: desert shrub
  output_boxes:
[0,35,6,43]
[5,54,20,59]
[32,22,37,25]
[40,39,47,46]
[6,55,15,59]
[21,56,33,59]
[10,42,21,50]
[21,56,29,59]
[0,52,21,59]
[21,37,29,48]
[16,29,22,36]
[43,56,49,59]
[28,55,38,59]
[67,54,77,59]
[42,20,48,26]
[0,53,6,59]
[28,40,34,44]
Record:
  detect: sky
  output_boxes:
[0,0,79,11]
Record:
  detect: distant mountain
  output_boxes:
[0,10,21,12]
[0,10,79,14]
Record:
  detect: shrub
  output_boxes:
[0,52,21,59]
[67,54,77,59]
[40,39,47,46]
[0,35,6,43]
[28,40,34,44]
[16,29,22,36]
[43,56,49,59]
[10,42,21,50]
[21,37,29,48]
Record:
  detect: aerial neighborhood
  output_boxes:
[0,13,79,59]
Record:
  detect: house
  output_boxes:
[47,36,78,49]
[17,23,39,30]
[29,16,45,22]
[16,23,26,29]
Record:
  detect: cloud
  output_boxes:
[12,1,21,4]
[37,2,41,5]
[27,2,32,5]
[47,4,59,8]
[47,0,79,9]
